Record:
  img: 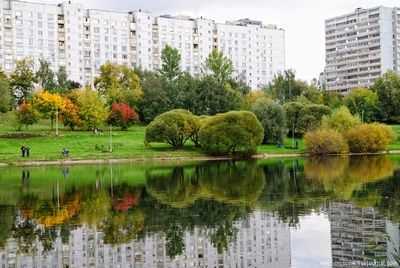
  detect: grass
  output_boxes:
[0,112,399,164]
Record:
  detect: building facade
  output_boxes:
[0,211,291,268]
[325,6,400,93]
[0,0,285,89]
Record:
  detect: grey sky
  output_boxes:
[32,0,400,81]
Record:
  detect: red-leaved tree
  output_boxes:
[107,102,138,130]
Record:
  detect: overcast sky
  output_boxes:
[32,0,399,81]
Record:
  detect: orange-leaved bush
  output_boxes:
[304,128,348,155]
[346,123,395,153]
[107,102,139,130]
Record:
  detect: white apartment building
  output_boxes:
[325,6,400,93]
[0,211,291,267]
[0,0,285,89]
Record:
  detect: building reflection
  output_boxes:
[329,202,400,267]
[0,211,290,268]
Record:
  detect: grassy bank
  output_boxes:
[0,113,399,165]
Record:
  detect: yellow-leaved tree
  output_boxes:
[34,89,65,130]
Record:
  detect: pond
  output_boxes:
[0,156,399,268]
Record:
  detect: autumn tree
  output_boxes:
[35,59,57,91]
[160,45,182,81]
[17,101,39,129]
[34,90,65,130]
[94,62,141,106]
[107,102,139,130]
[60,93,83,130]
[10,58,36,104]
[76,88,108,130]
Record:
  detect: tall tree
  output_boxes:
[0,71,11,112]
[34,90,65,130]
[10,58,36,104]
[56,66,68,92]
[264,69,308,104]
[343,87,378,123]
[36,59,57,91]
[160,45,182,81]
[370,70,400,123]
[204,49,234,85]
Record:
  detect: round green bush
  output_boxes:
[346,123,395,153]
[304,128,348,155]
[198,111,264,155]
[145,109,197,149]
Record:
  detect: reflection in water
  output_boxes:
[0,157,399,267]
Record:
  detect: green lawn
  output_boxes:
[0,112,399,164]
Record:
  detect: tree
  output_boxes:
[56,67,69,92]
[264,69,308,104]
[76,88,108,130]
[10,58,36,104]
[204,49,234,85]
[59,95,83,130]
[145,109,197,149]
[35,59,57,91]
[138,72,171,123]
[0,71,11,112]
[298,104,331,134]
[94,62,141,106]
[160,45,182,81]
[344,87,378,122]
[34,90,65,130]
[251,98,287,144]
[17,101,39,129]
[199,111,264,155]
[283,102,305,136]
[322,106,361,134]
[107,102,139,130]
[370,70,400,123]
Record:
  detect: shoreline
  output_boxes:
[1,150,399,167]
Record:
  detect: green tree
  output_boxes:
[160,45,182,81]
[199,111,264,155]
[251,98,287,144]
[283,102,305,136]
[10,58,36,104]
[204,49,234,85]
[35,59,57,91]
[56,67,68,92]
[0,71,11,112]
[76,88,108,130]
[298,104,331,134]
[145,109,197,149]
[322,106,361,134]
[264,69,308,104]
[370,70,400,123]
[344,87,378,122]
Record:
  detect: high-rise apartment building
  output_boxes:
[325,6,400,93]
[0,0,285,89]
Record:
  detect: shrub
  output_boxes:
[304,128,348,155]
[145,109,197,149]
[322,106,361,134]
[298,104,331,134]
[107,102,139,130]
[251,98,287,144]
[346,123,395,153]
[198,111,263,155]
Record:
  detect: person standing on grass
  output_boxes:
[21,146,26,157]
[25,146,30,157]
